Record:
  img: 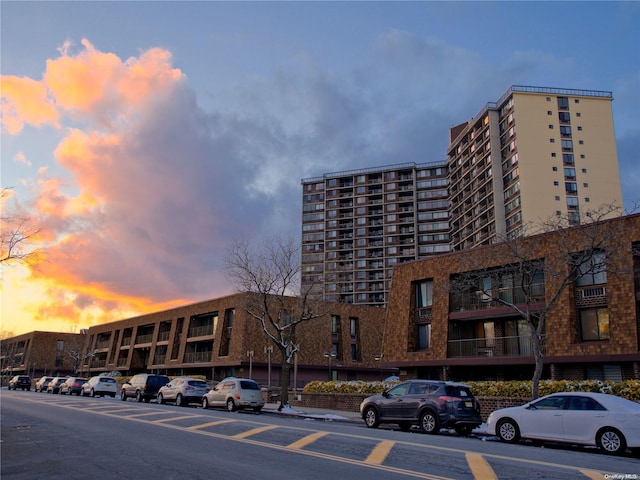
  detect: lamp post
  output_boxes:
[246,350,254,378]
[323,351,337,381]
[264,345,273,389]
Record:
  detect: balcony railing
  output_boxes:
[183,351,212,363]
[447,334,545,358]
[449,284,545,312]
[187,325,214,338]
[135,334,153,344]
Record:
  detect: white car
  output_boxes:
[202,377,264,412]
[81,376,118,398]
[157,377,210,407]
[486,391,640,455]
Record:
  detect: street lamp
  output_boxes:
[323,351,337,381]
[246,350,254,378]
[264,345,273,389]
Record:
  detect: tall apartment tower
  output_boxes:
[448,86,623,250]
[301,163,450,306]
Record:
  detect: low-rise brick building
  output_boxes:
[78,292,390,387]
[382,213,640,382]
[0,331,86,380]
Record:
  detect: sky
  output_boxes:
[1,1,639,337]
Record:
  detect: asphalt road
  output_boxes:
[2,389,638,480]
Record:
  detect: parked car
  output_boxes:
[34,376,54,392]
[8,375,31,391]
[202,377,264,412]
[359,379,482,435]
[59,377,88,395]
[486,391,640,455]
[81,376,118,397]
[121,373,169,403]
[157,377,210,407]
[46,377,67,394]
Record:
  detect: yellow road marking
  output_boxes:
[232,425,279,439]
[580,470,610,480]
[153,415,200,423]
[466,453,497,480]
[365,440,395,465]
[287,431,329,449]
[187,419,237,430]
[98,408,145,414]
[127,411,169,418]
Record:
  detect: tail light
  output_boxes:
[235,394,241,399]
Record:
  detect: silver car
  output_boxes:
[202,377,264,412]
[81,376,118,398]
[157,377,209,407]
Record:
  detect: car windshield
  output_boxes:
[239,380,260,390]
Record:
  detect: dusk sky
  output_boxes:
[1,1,639,336]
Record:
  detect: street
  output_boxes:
[1,389,638,479]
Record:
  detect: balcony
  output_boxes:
[188,325,214,338]
[183,351,212,363]
[449,284,545,313]
[447,335,545,358]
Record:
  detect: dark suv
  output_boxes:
[121,373,169,403]
[359,380,482,435]
[8,375,32,391]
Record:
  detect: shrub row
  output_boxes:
[302,379,640,402]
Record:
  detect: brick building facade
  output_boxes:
[0,331,86,380]
[77,293,390,387]
[382,213,640,382]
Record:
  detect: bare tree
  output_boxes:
[448,205,633,398]
[224,236,325,410]
[1,188,42,267]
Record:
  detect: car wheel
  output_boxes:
[398,422,412,432]
[597,428,626,455]
[253,406,262,413]
[455,426,473,436]
[176,394,183,407]
[363,407,380,428]
[135,391,143,403]
[419,410,439,434]
[157,393,165,405]
[496,418,520,443]
[90,389,96,398]
[121,391,127,401]
[226,398,236,412]
[202,397,209,409]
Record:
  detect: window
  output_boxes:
[417,324,431,350]
[580,308,609,341]
[557,96,569,109]
[563,153,574,165]
[559,111,571,123]
[560,126,572,137]
[576,251,607,286]
[552,166,558,171]
[415,280,433,308]
[551,152,556,157]
[561,140,573,151]
[549,138,555,143]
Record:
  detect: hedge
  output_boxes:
[302,379,640,402]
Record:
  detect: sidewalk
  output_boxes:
[262,402,362,423]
